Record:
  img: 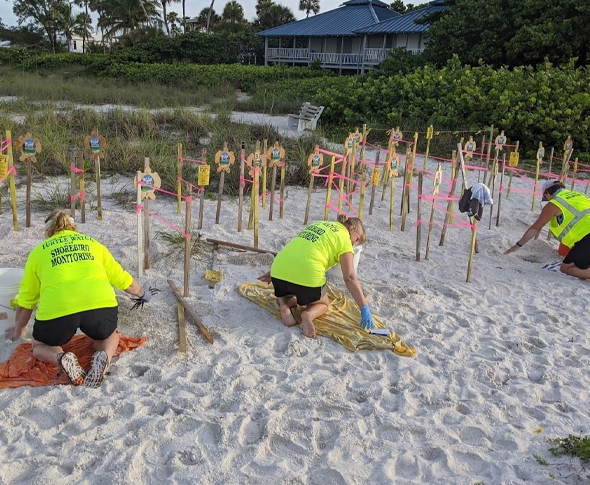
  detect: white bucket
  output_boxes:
[327,245,363,280]
[0,268,24,334]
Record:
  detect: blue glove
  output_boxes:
[360,305,374,330]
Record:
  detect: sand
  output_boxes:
[1,137,590,484]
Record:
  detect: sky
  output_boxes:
[0,0,404,27]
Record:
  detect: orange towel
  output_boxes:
[0,332,147,389]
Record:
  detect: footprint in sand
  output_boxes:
[238,415,267,445]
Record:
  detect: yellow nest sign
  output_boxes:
[0,154,8,179]
[509,151,520,167]
[198,164,211,186]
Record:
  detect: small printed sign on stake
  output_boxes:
[344,134,355,156]
[266,142,285,167]
[84,130,107,159]
[134,166,161,200]
[0,155,7,179]
[433,164,443,196]
[215,143,235,173]
[389,127,403,146]
[495,131,507,150]
[372,167,380,186]
[564,136,573,153]
[536,142,545,161]
[426,125,434,140]
[464,136,476,160]
[198,164,211,186]
[307,146,323,173]
[389,154,399,177]
[15,132,41,162]
[509,151,520,167]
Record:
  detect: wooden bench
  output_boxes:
[287,102,325,132]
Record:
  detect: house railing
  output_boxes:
[265,47,424,65]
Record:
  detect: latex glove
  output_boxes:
[131,286,161,310]
[360,305,374,330]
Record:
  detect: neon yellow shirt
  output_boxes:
[18,230,133,320]
[270,221,354,287]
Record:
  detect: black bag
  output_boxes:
[458,188,484,221]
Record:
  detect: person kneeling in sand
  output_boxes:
[504,180,590,279]
[11,210,158,388]
[258,214,375,338]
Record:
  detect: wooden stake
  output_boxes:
[324,155,336,220]
[416,172,423,261]
[369,147,380,216]
[177,301,186,353]
[184,196,192,297]
[338,152,347,213]
[78,149,85,224]
[422,127,432,170]
[262,139,267,208]
[358,125,368,219]
[304,169,314,225]
[95,129,103,220]
[381,140,393,201]
[25,159,31,228]
[389,169,395,232]
[548,146,554,175]
[496,154,506,227]
[253,142,260,248]
[439,150,458,247]
[279,157,286,219]
[168,279,214,344]
[571,157,579,191]
[70,149,76,219]
[136,170,144,278]
[400,147,409,217]
[206,237,277,255]
[466,219,478,283]
[477,134,486,183]
[143,157,150,269]
[177,143,183,214]
[208,244,219,289]
[488,153,499,230]
[532,158,541,211]
[198,148,206,230]
[269,164,276,221]
[425,163,442,260]
[482,125,494,186]
[506,141,519,198]
[238,142,245,232]
[215,170,225,224]
[5,131,18,231]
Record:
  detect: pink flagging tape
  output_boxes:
[318,147,345,159]
[137,181,191,200]
[499,184,539,195]
[504,165,536,176]
[70,191,86,202]
[147,210,190,239]
[569,178,590,186]
[419,194,460,202]
[0,138,12,152]
[331,171,362,186]
[70,165,84,173]
[177,177,205,194]
[325,200,358,218]
[575,168,590,174]
[185,196,193,203]
[135,203,142,215]
[178,156,206,164]
[0,165,16,185]
[259,191,284,204]
[415,218,475,230]
[240,175,254,188]
[464,164,486,171]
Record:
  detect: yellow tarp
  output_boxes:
[238,282,415,357]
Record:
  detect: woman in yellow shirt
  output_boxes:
[259,214,374,338]
[12,210,157,388]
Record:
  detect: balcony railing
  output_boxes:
[265,47,424,65]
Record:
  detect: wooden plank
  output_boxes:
[205,238,277,255]
[177,302,187,353]
[168,279,214,345]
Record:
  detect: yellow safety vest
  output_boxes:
[548,189,590,248]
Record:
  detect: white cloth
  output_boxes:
[469,183,493,206]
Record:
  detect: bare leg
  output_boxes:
[277,296,298,327]
[32,341,63,365]
[300,295,330,339]
[92,331,120,362]
[561,262,590,280]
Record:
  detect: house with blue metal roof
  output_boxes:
[256,0,446,73]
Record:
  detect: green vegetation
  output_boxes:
[533,435,590,482]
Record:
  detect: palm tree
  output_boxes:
[257,3,295,29]
[160,0,179,35]
[205,0,215,34]
[222,1,245,24]
[95,0,161,40]
[182,0,186,33]
[299,0,319,18]
[196,7,219,32]
[55,1,93,52]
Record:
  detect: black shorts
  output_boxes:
[271,277,326,306]
[33,306,118,347]
[563,233,590,269]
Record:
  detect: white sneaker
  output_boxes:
[83,351,110,388]
[58,352,86,386]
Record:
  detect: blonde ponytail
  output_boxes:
[45,210,77,238]
[337,214,367,245]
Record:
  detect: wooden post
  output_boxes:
[466,219,478,283]
[216,170,225,224]
[238,142,245,232]
[358,125,368,220]
[168,279,214,344]
[369,147,380,216]
[208,244,219,289]
[477,134,486,183]
[184,197,192,297]
[425,163,442,260]
[389,167,396,232]
[571,157,579,191]
[262,139,267,208]
[415,172,423,261]
[136,170,144,278]
[399,147,409,217]
[279,156,286,219]
[439,150,458,247]
[347,137,357,196]
[253,155,260,248]
[496,154,506,227]
[506,141,519,198]
[324,155,336,220]
[304,169,314,225]
[25,159,32,228]
[143,157,150,270]
[95,130,103,220]
[6,131,18,231]
[532,158,541,211]
[381,140,393,201]
[70,148,77,219]
[548,146,554,175]
[422,126,432,170]
[78,149,85,224]
[482,125,494,186]
[206,238,277,255]
[488,153,498,231]
[338,152,348,213]
[269,164,277,221]
[198,148,206,230]
[177,143,183,214]
[177,301,186,353]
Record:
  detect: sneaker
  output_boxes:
[84,350,110,388]
[58,352,86,386]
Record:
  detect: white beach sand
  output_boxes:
[1,142,590,485]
